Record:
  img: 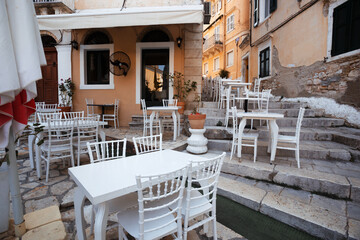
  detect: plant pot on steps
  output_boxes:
[188,114,206,129]
[177,101,185,115]
[0,162,9,233]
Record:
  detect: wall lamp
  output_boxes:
[71,40,79,50]
[176,37,182,48]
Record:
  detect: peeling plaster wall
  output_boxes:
[261,47,360,108]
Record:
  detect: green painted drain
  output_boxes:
[216,195,320,240]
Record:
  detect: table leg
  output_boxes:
[28,135,35,169]
[149,111,156,136]
[74,188,87,240]
[236,119,247,158]
[94,202,109,240]
[269,119,279,163]
[171,111,177,141]
[99,130,106,142]
[35,134,42,179]
[176,111,180,137]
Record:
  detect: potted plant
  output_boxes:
[188,95,206,129]
[58,78,75,113]
[169,72,197,114]
[218,68,230,79]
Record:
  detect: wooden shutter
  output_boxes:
[270,0,277,13]
[349,0,360,52]
[254,0,259,27]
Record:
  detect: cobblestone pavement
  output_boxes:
[2,127,245,240]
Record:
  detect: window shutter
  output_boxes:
[254,0,259,27]
[270,0,277,13]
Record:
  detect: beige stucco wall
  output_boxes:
[71,24,195,127]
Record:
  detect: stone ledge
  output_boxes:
[24,205,61,230]
[22,221,66,240]
[348,177,360,202]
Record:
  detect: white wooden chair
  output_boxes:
[85,98,98,117]
[181,152,225,240]
[245,78,261,109]
[230,107,259,162]
[86,138,137,235]
[37,112,62,123]
[275,108,305,168]
[40,119,74,182]
[225,87,242,128]
[132,134,162,155]
[35,102,45,110]
[87,138,127,164]
[250,89,272,129]
[162,99,178,127]
[117,165,189,240]
[73,116,99,166]
[43,103,59,110]
[141,99,162,136]
[63,111,84,120]
[103,99,120,128]
[162,99,178,106]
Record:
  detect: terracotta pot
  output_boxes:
[188,114,206,129]
[57,106,71,117]
[177,101,185,114]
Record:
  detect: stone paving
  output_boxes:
[1,128,244,240]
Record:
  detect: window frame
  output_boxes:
[227,14,235,33]
[204,62,209,75]
[257,40,271,79]
[326,0,360,61]
[80,44,114,90]
[213,57,220,71]
[226,50,234,67]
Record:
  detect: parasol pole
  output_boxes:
[7,126,26,237]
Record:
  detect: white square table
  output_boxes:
[147,106,181,141]
[236,112,284,163]
[69,149,206,240]
[28,120,107,178]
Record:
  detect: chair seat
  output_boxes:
[277,134,297,143]
[242,133,259,140]
[117,203,177,240]
[103,114,115,117]
[40,144,71,153]
[181,190,212,219]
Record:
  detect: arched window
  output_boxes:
[80,30,114,89]
[141,30,170,42]
[41,35,56,47]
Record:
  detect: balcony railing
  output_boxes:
[203,34,223,52]
[33,0,74,12]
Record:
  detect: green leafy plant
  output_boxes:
[169,72,197,102]
[58,78,75,107]
[192,95,202,115]
[216,120,223,126]
[218,69,230,79]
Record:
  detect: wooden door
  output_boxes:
[35,47,58,104]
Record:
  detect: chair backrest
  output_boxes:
[43,104,58,110]
[85,98,95,116]
[231,107,238,135]
[259,89,272,112]
[140,99,148,120]
[87,138,127,164]
[63,111,84,120]
[184,153,225,226]
[76,116,99,146]
[114,99,120,115]
[133,134,162,155]
[295,108,305,141]
[162,99,178,107]
[136,164,189,240]
[253,78,261,93]
[37,112,62,123]
[45,119,74,149]
[35,102,45,110]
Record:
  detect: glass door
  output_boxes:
[141,49,169,106]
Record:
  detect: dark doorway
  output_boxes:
[141,49,169,106]
[35,47,58,104]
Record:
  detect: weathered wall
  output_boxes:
[260,47,360,108]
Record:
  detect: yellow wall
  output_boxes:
[72,25,185,127]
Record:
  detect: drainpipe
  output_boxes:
[223,0,227,70]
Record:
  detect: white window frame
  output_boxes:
[204,62,209,75]
[213,57,220,71]
[226,50,234,67]
[241,52,250,83]
[80,44,114,90]
[214,26,220,41]
[136,42,174,104]
[259,0,271,24]
[227,14,235,33]
[217,0,222,13]
[326,0,360,62]
[257,39,271,80]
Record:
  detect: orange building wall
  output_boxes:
[71,25,185,127]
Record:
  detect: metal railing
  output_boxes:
[203,34,223,52]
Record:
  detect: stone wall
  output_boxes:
[261,47,360,108]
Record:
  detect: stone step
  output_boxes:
[268,108,325,117]
[217,175,358,240]
[207,139,356,162]
[204,116,345,128]
[331,127,360,151]
[268,101,308,109]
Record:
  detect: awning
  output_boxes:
[37,5,204,30]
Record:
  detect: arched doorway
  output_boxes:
[35,35,58,104]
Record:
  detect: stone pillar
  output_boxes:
[55,45,72,106]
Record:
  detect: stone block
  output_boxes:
[310,194,346,216]
[184,66,202,76]
[280,187,311,204]
[22,186,48,201]
[184,58,202,67]
[50,181,74,196]
[184,40,202,50]
[184,49,202,59]
[24,205,61,230]
[22,221,66,240]
[25,196,59,214]
[61,187,76,208]
[349,177,360,203]
[274,166,350,198]
[260,192,347,240]
[217,176,266,211]
[221,160,274,182]
[347,202,360,220]
[348,219,360,240]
